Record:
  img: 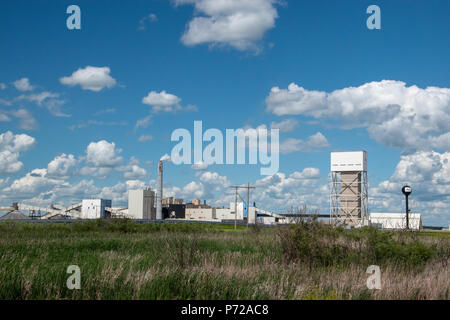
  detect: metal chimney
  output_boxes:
[156,160,163,220]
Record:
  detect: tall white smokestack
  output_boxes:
[156,160,163,220]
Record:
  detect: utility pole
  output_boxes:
[247,182,250,229]
[234,188,238,230]
[230,184,255,230]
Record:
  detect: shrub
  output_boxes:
[278,221,439,269]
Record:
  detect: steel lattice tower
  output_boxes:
[330,151,369,226]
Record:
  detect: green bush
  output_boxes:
[279,221,440,269]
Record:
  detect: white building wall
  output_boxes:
[230,202,244,220]
[248,207,256,224]
[186,208,216,220]
[257,216,277,225]
[128,189,155,219]
[370,213,422,230]
[81,199,111,219]
[215,208,234,220]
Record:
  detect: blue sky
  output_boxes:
[0,0,449,226]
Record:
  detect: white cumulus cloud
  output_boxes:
[81,140,123,179]
[175,0,279,52]
[10,109,37,130]
[142,90,197,113]
[1,168,99,207]
[117,157,148,180]
[290,167,321,179]
[266,80,450,152]
[279,132,329,154]
[2,168,63,197]
[85,140,123,167]
[270,118,299,132]
[13,78,34,91]
[0,131,35,174]
[123,165,147,180]
[47,153,78,179]
[191,161,209,170]
[60,66,117,92]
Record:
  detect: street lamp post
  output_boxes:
[402,185,412,230]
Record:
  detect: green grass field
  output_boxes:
[0,219,448,300]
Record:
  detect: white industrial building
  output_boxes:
[215,208,234,220]
[226,202,247,219]
[231,202,245,220]
[186,208,217,220]
[185,203,259,223]
[257,216,278,225]
[81,199,112,219]
[370,213,422,231]
[128,189,155,219]
[215,202,248,220]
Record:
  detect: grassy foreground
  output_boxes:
[0,219,448,300]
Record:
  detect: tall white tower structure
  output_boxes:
[330,151,368,226]
[156,160,163,220]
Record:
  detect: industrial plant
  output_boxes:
[0,153,423,230]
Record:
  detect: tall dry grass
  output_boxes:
[0,220,448,300]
